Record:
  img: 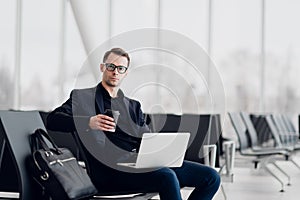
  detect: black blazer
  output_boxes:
[47,84,150,166]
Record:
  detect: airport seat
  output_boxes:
[281,114,298,135]
[250,114,273,146]
[0,111,48,199]
[0,117,19,194]
[269,114,300,149]
[264,114,300,170]
[241,112,291,152]
[148,113,222,165]
[149,113,231,199]
[228,112,291,192]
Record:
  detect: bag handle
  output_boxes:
[30,128,62,154]
[30,133,41,153]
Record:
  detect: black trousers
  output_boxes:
[89,159,220,200]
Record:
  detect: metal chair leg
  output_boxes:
[220,184,227,200]
[264,165,285,192]
[290,159,300,170]
[272,162,291,186]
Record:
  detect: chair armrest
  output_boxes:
[203,144,217,168]
[222,140,235,176]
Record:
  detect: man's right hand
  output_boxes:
[89,114,116,132]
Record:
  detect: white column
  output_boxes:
[155,0,162,107]
[69,0,102,81]
[13,0,22,109]
[207,0,213,89]
[260,0,266,112]
[58,0,67,102]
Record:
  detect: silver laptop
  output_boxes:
[117,132,190,169]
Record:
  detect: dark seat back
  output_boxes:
[148,113,222,166]
[251,114,273,145]
[0,111,47,200]
[0,114,18,192]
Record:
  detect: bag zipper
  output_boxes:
[49,157,76,166]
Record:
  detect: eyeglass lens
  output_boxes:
[105,63,127,74]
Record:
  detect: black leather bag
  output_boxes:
[29,128,98,200]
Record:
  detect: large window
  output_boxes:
[20,0,61,110]
[264,0,300,117]
[159,0,211,114]
[212,0,261,112]
[211,0,261,139]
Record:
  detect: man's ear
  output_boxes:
[100,63,105,72]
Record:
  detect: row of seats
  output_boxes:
[228,112,300,192]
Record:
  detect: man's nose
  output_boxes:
[112,68,119,74]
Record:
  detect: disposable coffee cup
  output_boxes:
[104,109,120,132]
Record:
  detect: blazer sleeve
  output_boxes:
[46,90,90,132]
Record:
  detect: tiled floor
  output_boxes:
[206,156,300,200]
[149,156,300,200]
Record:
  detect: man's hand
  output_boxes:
[89,114,116,132]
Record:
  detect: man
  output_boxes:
[47,47,220,200]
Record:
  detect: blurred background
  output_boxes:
[1,0,300,135]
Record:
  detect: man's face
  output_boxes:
[101,53,129,87]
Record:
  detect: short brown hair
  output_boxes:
[102,47,130,67]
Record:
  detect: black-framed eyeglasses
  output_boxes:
[104,63,128,74]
